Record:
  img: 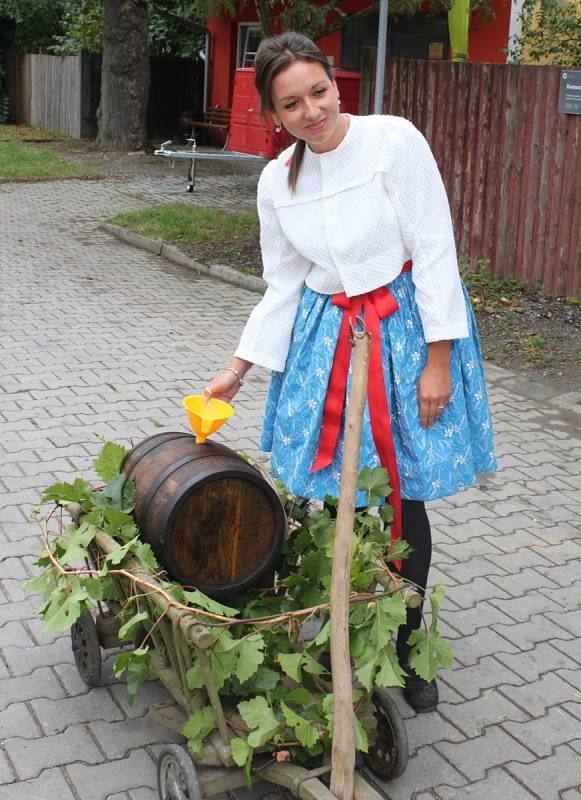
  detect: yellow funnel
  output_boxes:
[183,395,234,444]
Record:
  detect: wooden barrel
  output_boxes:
[122,432,286,597]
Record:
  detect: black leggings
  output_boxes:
[324,498,432,664]
[396,499,432,664]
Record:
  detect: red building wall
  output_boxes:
[207,0,511,108]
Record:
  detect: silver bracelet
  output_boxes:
[225,367,243,386]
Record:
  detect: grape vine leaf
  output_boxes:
[182,589,239,618]
[358,466,391,499]
[353,715,369,753]
[100,508,138,541]
[182,706,216,756]
[93,442,129,483]
[407,628,454,682]
[231,736,252,769]
[41,478,94,511]
[93,474,135,513]
[59,522,97,566]
[280,701,319,749]
[42,578,90,632]
[277,652,303,682]
[113,646,150,703]
[375,646,406,687]
[235,634,265,683]
[118,610,149,642]
[238,696,281,748]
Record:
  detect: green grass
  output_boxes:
[0,142,92,181]
[108,203,259,246]
[0,124,68,142]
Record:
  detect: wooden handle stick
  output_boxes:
[330,322,370,800]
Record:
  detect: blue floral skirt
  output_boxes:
[260,271,496,506]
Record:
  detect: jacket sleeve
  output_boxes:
[234,163,312,372]
[387,120,468,342]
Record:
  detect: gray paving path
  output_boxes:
[1,174,580,800]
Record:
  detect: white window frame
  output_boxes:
[237,23,262,68]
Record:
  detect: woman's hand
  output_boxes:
[417,341,452,428]
[202,359,252,405]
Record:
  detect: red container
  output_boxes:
[229,67,361,158]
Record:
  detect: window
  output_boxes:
[237,24,262,68]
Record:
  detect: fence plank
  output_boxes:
[372,59,579,297]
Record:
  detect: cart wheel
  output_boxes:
[157,744,203,800]
[71,610,102,687]
[363,688,409,780]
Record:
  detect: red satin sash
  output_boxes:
[311,261,412,558]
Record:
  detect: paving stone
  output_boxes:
[31,688,126,734]
[495,641,579,682]
[0,767,77,799]
[545,609,581,638]
[502,706,581,757]
[551,638,581,665]
[488,592,564,623]
[0,667,66,710]
[445,576,512,609]
[435,767,537,799]
[442,601,516,637]
[0,700,42,740]
[67,748,157,800]
[0,621,35,649]
[493,615,574,651]
[4,723,104,780]
[370,746,468,800]
[435,726,536,782]
[448,628,519,668]
[109,680,174,719]
[443,656,524,700]
[2,638,74,676]
[402,710,464,754]
[439,689,530,738]
[506,745,581,800]
[89,716,184,759]
[499,673,580,718]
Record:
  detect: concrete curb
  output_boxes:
[100,222,266,295]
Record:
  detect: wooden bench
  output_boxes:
[181,107,231,150]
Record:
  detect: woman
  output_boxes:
[204,32,496,713]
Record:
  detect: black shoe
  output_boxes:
[402,665,439,713]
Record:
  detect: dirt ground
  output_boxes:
[16,135,581,394]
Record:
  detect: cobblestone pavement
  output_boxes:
[1,174,580,800]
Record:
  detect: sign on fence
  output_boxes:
[559,71,581,116]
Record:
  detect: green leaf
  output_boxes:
[182,589,239,618]
[235,634,265,683]
[93,442,129,483]
[302,652,327,676]
[238,696,281,748]
[93,474,135,513]
[284,688,312,706]
[24,569,56,599]
[353,715,369,753]
[300,550,330,584]
[375,646,406,688]
[407,628,454,683]
[118,610,149,641]
[100,507,138,541]
[358,466,391,499]
[355,654,377,691]
[113,646,150,703]
[42,478,94,511]
[182,706,216,756]
[427,584,446,631]
[81,577,104,602]
[312,620,330,647]
[59,522,97,566]
[42,577,89,633]
[250,667,280,692]
[277,652,303,681]
[281,701,319,749]
[372,595,407,646]
[105,536,139,566]
[384,538,412,564]
[186,661,204,691]
[231,736,252,768]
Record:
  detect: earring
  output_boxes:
[275,123,282,133]
[338,97,341,105]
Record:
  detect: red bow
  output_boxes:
[311,262,412,560]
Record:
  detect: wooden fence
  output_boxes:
[365,59,579,298]
[7,53,204,141]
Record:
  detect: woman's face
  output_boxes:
[270,59,343,154]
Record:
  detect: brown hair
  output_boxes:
[254,32,334,193]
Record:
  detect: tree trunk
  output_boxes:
[96,0,150,150]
